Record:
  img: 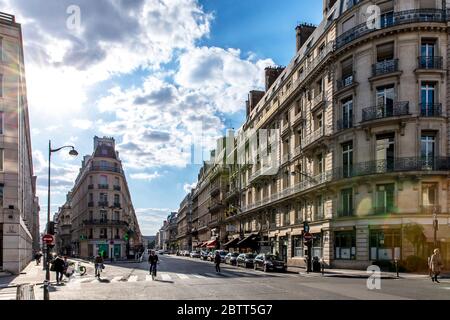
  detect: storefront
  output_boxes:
[369,229,401,260]
[334,230,356,260]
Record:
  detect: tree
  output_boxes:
[403,223,425,256]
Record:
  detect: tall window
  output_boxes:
[0,111,4,134]
[341,57,353,86]
[89,176,93,185]
[0,74,3,98]
[0,37,3,61]
[100,210,107,221]
[376,133,395,172]
[114,194,120,205]
[283,208,290,226]
[89,210,93,220]
[314,195,324,220]
[421,133,435,167]
[100,228,107,239]
[316,153,324,175]
[340,188,353,217]
[114,177,120,187]
[420,39,436,68]
[335,231,356,260]
[421,82,436,116]
[375,184,395,214]
[315,113,323,131]
[89,193,93,202]
[99,193,108,203]
[99,175,108,185]
[292,235,304,257]
[342,141,353,178]
[114,211,120,221]
[341,97,353,129]
[376,84,395,116]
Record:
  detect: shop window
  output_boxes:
[335,231,356,260]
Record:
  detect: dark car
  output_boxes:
[253,253,287,272]
[236,253,256,268]
[225,252,239,265]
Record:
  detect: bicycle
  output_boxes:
[65,261,87,278]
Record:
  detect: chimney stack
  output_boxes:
[264,66,285,91]
[295,23,316,52]
[246,90,265,117]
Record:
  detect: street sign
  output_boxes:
[303,232,313,242]
[42,234,55,244]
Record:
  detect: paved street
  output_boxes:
[6,253,445,300]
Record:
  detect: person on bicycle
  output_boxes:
[148,250,159,276]
[94,253,104,278]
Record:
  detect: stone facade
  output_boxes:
[68,136,142,259]
[0,12,39,274]
[170,0,450,271]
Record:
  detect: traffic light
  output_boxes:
[47,221,55,235]
[124,233,129,241]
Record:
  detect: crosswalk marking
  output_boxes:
[176,273,189,279]
[111,276,122,282]
[204,273,220,278]
[0,288,16,300]
[90,278,99,283]
[160,273,171,281]
[193,274,206,279]
[128,276,138,282]
[146,275,153,281]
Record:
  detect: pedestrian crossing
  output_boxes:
[64,269,297,285]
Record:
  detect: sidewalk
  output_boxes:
[288,266,450,279]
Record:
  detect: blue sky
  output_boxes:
[1,0,322,235]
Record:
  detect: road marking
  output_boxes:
[193,274,206,279]
[160,273,171,281]
[111,276,122,282]
[128,276,138,282]
[90,278,99,283]
[176,273,189,279]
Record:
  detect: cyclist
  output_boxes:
[148,250,159,278]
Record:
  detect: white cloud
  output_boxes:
[130,172,161,181]
[71,119,93,130]
[135,207,176,236]
[183,182,197,193]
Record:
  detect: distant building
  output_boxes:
[67,136,143,259]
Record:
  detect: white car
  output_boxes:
[158,250,164,255]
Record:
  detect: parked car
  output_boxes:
[157,250,164,255]
[253,253,287,272]
[190,250,201,258]
[236,253,256,268]
[225,252,239,265]
[200,250,210,260]
[207,251,215,261]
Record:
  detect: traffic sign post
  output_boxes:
[42,234,55,245]
[303,231,313,273]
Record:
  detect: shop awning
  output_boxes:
[223,237,240,248]
[206,240,217,248]
[199,242,207,248]
[237,233,259,247]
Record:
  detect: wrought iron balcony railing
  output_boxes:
[113,185,121,191]
[420,103,442,117]
[98,201,109,207]
[418,56,443,69]
[113,202,121,208]
[337,73,355,91]
[90,166,123,174]
[372,59,398,77]
[98,184,109,189]
[88,184,94,189]
[362,101,409,122]
[335,9,447,50]
[82,219,129,226]
[88,201,94,207]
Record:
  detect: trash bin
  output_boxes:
[312,257,321,272]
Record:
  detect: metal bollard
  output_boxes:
[16,284,35,300]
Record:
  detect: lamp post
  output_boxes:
[44,140,78,301]
[433,207,438,248]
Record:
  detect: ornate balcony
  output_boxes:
[98,184,109,189]
[113,185,121,191]
[372,59,398,77]
[420,103,442,117]
[418,56,443,70]
[362,101,409,122]
[98,201,109,207]
[88,184,94,189]
[209,201,224,213]
[337,73,355,91]
[113,202,121,208]
[300,125,332,149]
[335,9,447,50]
[82,219,129,227]
[312,92,325,110]
[88,201,94,207]
[90,166,123,174]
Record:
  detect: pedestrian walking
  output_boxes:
[94,253,104,278]
[214,251,221,273]
[52,255,66,285]
[429,248,444,283]
[34,251,42,266]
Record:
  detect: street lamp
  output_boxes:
[44,140,78,301]
[433,207,438,248]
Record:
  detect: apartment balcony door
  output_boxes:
[421,134,436,169]
[421,82,436,115]
[342,99,353,129]
[421,40,436,68]
[376,85,395,117]
[342,142,353,178]
[376,134,395,172]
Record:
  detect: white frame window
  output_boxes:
[0,111,3,135]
